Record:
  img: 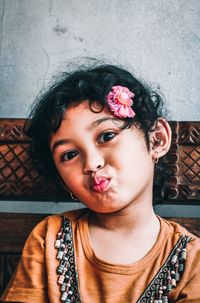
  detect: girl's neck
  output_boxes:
[90,200,158,236]
[88,201,161,264]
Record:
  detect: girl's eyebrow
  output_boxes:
[51,139,72,153]
[91,117,117,128]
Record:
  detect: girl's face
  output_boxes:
[50,101,155,213]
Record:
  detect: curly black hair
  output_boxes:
[25,64,171,204]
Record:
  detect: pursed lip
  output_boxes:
[91,176,111,193]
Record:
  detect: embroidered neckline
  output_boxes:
[55,217,81,303]
[136,235,192,303]
[55,216,191,303]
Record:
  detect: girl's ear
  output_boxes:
[149,118,172,161]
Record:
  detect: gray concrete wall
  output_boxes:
[0,0,200,216]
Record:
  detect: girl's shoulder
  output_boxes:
[26,208,90,241]
[160,216,200,265]
[160,216,200,241]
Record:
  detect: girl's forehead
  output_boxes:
[62,101,113,126]
[64,101,93,117]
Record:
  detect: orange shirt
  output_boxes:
[1,209,200,303]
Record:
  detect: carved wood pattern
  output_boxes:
[0,119,200,202]
[179,122,200,144]
[166,122,200,201]
[0,119,30,142]
[0,119,70,201]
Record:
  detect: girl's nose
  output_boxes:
[83,150,105,174]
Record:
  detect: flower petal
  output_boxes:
[106,85,135,118]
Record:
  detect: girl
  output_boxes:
[1,64,200,303]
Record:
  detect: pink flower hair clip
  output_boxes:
[106,85,136,118]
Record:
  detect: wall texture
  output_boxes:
[0,0,200,119]
[0,0,199,216]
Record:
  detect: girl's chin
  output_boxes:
[81,192,131,213]
[86,201,127,214]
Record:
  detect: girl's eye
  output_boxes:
[60,150,79,162]
[98,131,117,143]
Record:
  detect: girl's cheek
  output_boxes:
[59,162,81,180]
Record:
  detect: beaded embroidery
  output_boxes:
[55,217,191,303]
[136,235,192,303]
[55,217,81,303]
